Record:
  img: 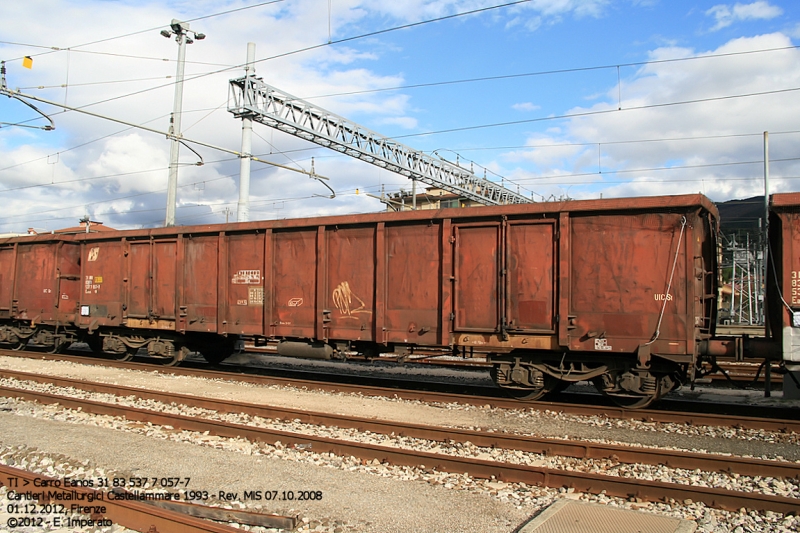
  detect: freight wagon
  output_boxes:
[0,194,726,407]
[767,193,800,397]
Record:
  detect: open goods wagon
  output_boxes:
[0,194,719,407]
[767,193,800,396]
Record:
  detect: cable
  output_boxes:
[302,44,800,101]
[445,130,800,152]
[2,1,535,118]
[0,41,232,67]
[513,157,800,183]
[1,1,289,63]
[392,86,800,140]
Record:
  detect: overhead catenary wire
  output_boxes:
[3,3,800,229]
[0,1,289,64]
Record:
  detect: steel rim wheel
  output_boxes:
[490,366,560,401]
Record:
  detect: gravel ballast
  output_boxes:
[0,355,798,532]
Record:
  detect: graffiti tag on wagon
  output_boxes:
[232,269,261,284]
[332,281,372,320]
[288,298,303,307]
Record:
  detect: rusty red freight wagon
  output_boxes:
[0,194,719,407]
[768,193,800,397]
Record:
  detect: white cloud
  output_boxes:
[503,33,800,202]
[0,0,427,231]
[706,1,783,31]
[512,102,541,112]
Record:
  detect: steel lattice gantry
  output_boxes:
[228,76,533,206]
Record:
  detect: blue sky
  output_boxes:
[1,0,799,231]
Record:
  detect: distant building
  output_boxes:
[382,187,483,211]
[28,219,116,235]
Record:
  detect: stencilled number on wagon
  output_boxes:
[87,247,100,262]
[594,338,612,351]
[792,271,800,304]
[232,269,261,285]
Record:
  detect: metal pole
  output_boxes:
[165,22,189,227]
[763,131,772,397]
[237,42,256,223]
[411,179,417,210]
[747,234,753,324]
[730,237,736,322]
[764,131,770,229]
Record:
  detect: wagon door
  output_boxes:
[55,242,81,323]
[15,243,58,321]
[152,239,177,322]
[505,222,556,332]
[326,226,375,341]
[453,224,500,332]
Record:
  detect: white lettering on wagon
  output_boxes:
[84,275,102,294]
[232,269,261,285]
[594,338,612,351]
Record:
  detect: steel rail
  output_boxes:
[0,385,798,514]
[0,464,274,533]
[1,350,798,433]
[1,369,797,481]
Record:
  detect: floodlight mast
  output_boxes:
[162,19,204,227]
[237,43,256,223]
[227,78,533,206]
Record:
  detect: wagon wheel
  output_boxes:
[8,340,27,351]
[490,366,561,401]
[593,379,662,409]
[114,348,137,362]
[602,391,660,409]
[86,336,103,353]
[46,341,70,354]
[200,338,236,365]
[159,345,191,367]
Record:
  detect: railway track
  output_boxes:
[0,463,296,532]
[1,349,797,433]
[0,371,797,514]
[0,368,797,481]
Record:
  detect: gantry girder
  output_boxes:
[228,76,533,206]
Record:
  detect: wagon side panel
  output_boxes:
[183,236,219,333]
[78,240,126,328]
[272,229,317,339]
[226,233,265,335]
[452,224,500,333]
[567,212,691,355]
[14,242,60,322]
[325,226,375,341]
[55,242,82,324]
[505,221,556,333]
[0,244,18,319]
[384,223,441,345]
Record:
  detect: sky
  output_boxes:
[1,0,799,232]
